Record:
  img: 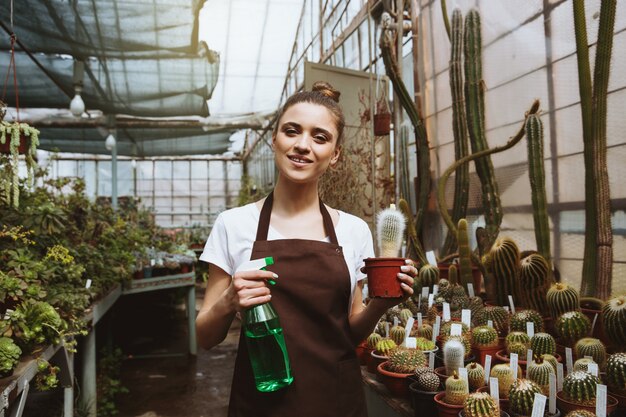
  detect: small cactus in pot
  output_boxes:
[416,368,441,392]
[472,325,499,348]
[419,263,440,292]
[445,371,469,405]
[366,332,383,349]
[444,339,466,377]
[466,362,486,391]
[602,294,626,348]
[505,331,531,349]
[463,392,500,417]
[561,370,601,406]
[390,324,406,346]
[573,357,597,373]
[605,352,626,395]
[574,337,606,370]
[386,347,427,374]
[555,310,591,346]
[474,306,510,337]
[510,309,544,333]
[490,364,517,399]
[509,378,544,417]
[530,332,556,356]
[411,323,433,340]
[546,283,580,320]
[375,338,397,356]
[526,355,555,395]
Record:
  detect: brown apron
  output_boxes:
[228,192,367,417]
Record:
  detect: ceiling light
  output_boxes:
[105,133,116,151]
[70,85,85,117]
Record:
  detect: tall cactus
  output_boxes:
[398,199,427,266]
[441,9,470,256]
[457,219,473,287]
[464,8,502,247]
[525,113,551,269]
[376,206,406,257]
[574,0,616,299]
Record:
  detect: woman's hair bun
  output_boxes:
[311,81,340,103]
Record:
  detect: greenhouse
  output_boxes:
[1,0,625,416]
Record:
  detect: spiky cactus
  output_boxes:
[509,379,544,417]
[508,342,529,358]
[441,321,470,338]
[563,411,596,417]
[415,337,436,351]
[489,237,521,307]
[412,323,433,340]
[562,370,602,406]
[510,309,544,333]
[546,283,580,320]
[519,253,552,313]
[390,325,406,346]
[449,264,459,285]
[526,355,555,395]
[445,372,469,405]
[463,392,500,417]
[399,308,413,326]
[602,294,626,347]
[376,206,406,257]
[444,339,465,377]
[387,347,427,374]
[474,306,510,336]
[466,362,485,391]
[575,338,606,369]
[530,332,556,356]
[541,354,559,372]
[471,325,499,348]
[376,338,397,356]
[555,311,591,346]
[458,219,474,287]
[606,352,626,395]
[416,369,441,392]
[490,364,516,399]
[506,331,531,348]
[367,333,382,349]
[419,264,440,292]
[573,357,596,373]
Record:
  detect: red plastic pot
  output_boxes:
[472,340,504,368]
[377,361,412,398]
[0,136,28,154]
[556,390,618,416]
[355,341,373,366]
[363,257,404,298]
[373,112,391,135]
[368,350,388,374]
[434,391,464,417]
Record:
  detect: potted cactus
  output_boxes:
[434,372,469,417]
[409,367,441,416]
[473,306,510,337]
[606,353,626,413]
[363,206,406,297]
[574,337,606,370]
[554,310,591,348]
[368,337,396,374]
[508,378,544,417]
[602,294,626,351]
[377,347,427,397]
[556,370,618,415]
[466,362,486,392]
[459,392,508,417]
[435,339,465,387]
[471,325,503,367]
[526,355,556,395]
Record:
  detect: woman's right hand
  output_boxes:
[229,269,278,312]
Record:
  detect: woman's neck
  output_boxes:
[272,177,320,217]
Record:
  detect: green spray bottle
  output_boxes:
[236,257,293,392]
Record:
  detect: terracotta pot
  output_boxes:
[434,391,464,417]
[556,390,618,416]
[368,350,388,375]
[363,257,404,298]
[477,385,510,413]
[0,135,28,154]
[438,263,483,294]
[355,341,373,366]
[472,339,505,368]
[377,361,412,397]
[409,382,438,417]
[373,112,391,136]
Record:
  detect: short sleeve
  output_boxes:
[355,222,374,282]
[199,213,234,275]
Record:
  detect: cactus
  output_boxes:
[466,362,485,391]
[563,411,596,417]
[441,321,470,338]
[387,347,427,374]
[525,114,551,270]
[398,198,427,267]
[413,323,433,340]
[366,333,382,349]
[506,331,531,348]
[541,354,559,372]
[404,297,420,315]
[562,370,602,406]
[471,325,499,348]
[418,264,440,292]
[444,339,465,377]
[606,352,626,395]
[573,357,596,373]
[490,364,516,399]
[463,392,500,417]
[507,342,528,358]
[458,219,474,287]
[530,333,556,356]
[602,294,626,347]
[526,355,555,395]
[376,338,397,356]
[575,338,606,369]
[510,309,544,333]
[441,9,470,258]
[448,264,459,285]
[399,308,413,326]
[474,306,510,336]
[445,372,469,405]
[555,311,591,345]
[468,296,484,316]
[390,325,406,346]
[519,254,552,313]
[509,379,544,417]
[415,337,436,351]
[489,237,521,307]
[376,206,406,257]
[546,283,580,320]
[417,369,441,392]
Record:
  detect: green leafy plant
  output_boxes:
[0,336,21,377]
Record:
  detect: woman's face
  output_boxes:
[273,102,341,184]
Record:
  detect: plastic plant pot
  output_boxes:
[434,391,464,417]
[377,361,412,398]
[363,257,404,298]
[556,390,618,416]
[409,382,438,417]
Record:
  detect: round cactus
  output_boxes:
[468,296,485,316]
[530,332,556,356]
[602,294,626,347]
[444,372,469,405]
[546,283,580,320]
[440,320,470,337]
[444,339,465,377]
[562,370,602,406]
[415,337,436,351]
[376,338,397,356]
[606,352,626,395]
[414,365,432,378]
[541,353,559,372]
[526,355,555,394]
[506,331,531,348]
[575,337,606,369]
[404,297,420,315]
[366,332,382,349]
[419,264,440,291]
[466,362,485,391]
[490,237,521,307]
[412,323,433,340]
[463,392,500,417]
[507,341,528,357]
[416,369,441,392]
[390,324,406,346]
[519,253,551,312]
[387,347,427,374]
[573,357,596,373]
[399,308,414,326]
[490,364,516,399]
[471,325,499,348]
[474,306,510,336]
[563,411,596,417]
[509,379,544,417]
[555,311,591,345]
[510,309,544,333]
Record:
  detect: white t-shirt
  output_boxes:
[199,202,374,296]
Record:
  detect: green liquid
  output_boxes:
[244,317,293,392]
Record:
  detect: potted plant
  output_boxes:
[459,391,509,417]
[409,367,441,417]
[556,370,618,415]
[606,353,626,414]
[471,325,503,367]
[434,372,469,417]
[0,117,39,209]
[373,82,391,136]
[377,347,427,397]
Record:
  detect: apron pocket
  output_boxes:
[337,358,367,417]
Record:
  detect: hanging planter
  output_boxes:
[373,75,392,136]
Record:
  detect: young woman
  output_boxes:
[196,81,417,417]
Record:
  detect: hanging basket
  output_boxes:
[0,133,28,154]
[373,112,391,136]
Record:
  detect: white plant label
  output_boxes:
[150,258,156,267]
[426,251,437,266]
[459,367,469,389]
[487,319,493,328]
[549,373,557,414]
[405,337,417,349]
[443,302,451,322]
[462,309,471,328]
[450,323,463,337]
[484,355,492,383]
[431,323,439,343]
[404,317,415,340]
[85,279,92,289]
[508,295,516,314]
[565,347,574,375]
[588,362,599,377]
[526,321,535,338]
[597,384,607,417]
[467,283,475,298]
[417,313,423,328]
[510,353,519,379]
[433,284,439,296]
[489,377,500,402]
[435,315,441,331]
[527,349,533,366]
[504,306,510,312]
[557,363,564,391]
[385,322,390,338]
[421,286,430,298]
[429,352,435,370]
[531,393,547,417]
[393,317,399,327]
[428,293,434,308]
[591,313,599,334]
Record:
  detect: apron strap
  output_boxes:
[255,191,339,245]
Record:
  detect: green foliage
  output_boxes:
[5,299,66,353]
[97,347,129,417]
[34,358,60,391]
[0,336,21,376]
